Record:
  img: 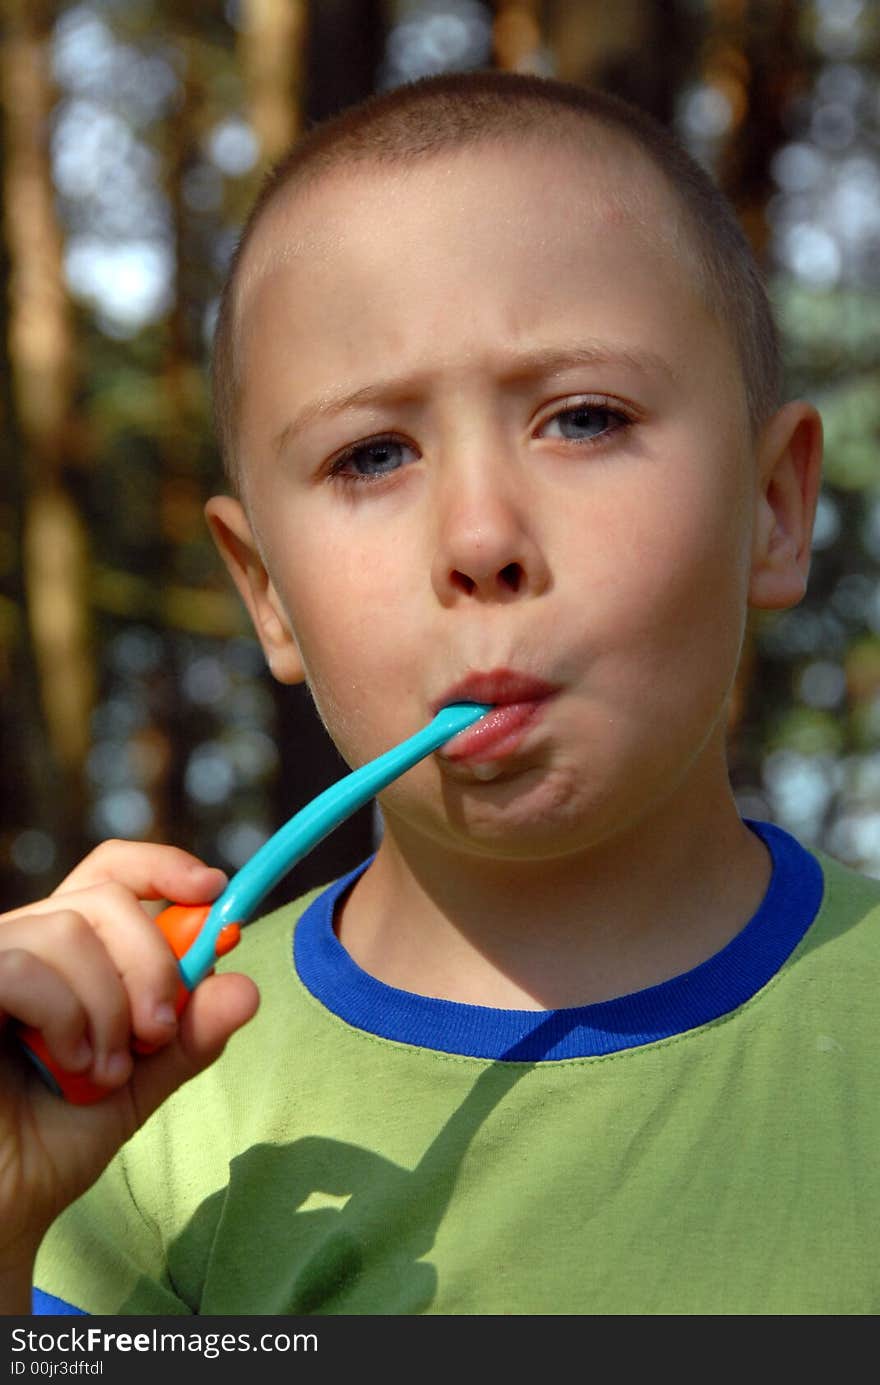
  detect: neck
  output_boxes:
[336,753,772,1010]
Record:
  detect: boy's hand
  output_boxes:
[0,841,259,1284]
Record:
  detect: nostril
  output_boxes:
[451,570,476,595]
[500,563,522,592]
[450,565,523,595]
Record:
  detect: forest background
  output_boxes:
[2,0,879,914]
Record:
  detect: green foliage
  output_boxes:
[818,379,880,492]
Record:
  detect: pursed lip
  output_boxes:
[432,669,561,765]
[431,669,560,715]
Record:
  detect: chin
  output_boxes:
[437,763,599,855]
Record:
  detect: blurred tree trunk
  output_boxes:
[701,1,804,755]
[493,0,543,71]
[154,25,205,849]
[709,0,801,259]
[542,0,699,122]
[303,0,384,124]
[0,0,94,883]
[0,82,56,907]
[240,0,307,163]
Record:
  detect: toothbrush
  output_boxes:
[18,701,490,1104]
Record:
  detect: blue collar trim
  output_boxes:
[293,820,823,1060]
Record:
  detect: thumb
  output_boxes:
[126,972,260,1121]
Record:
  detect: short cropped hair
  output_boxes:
[212,69,782,490]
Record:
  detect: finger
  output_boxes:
[2,888,183,1055]
[0,909,134,1088]
[70,885,184,1049]
[51,840,228,907]
[125,973,260,1123]
[0,948,93,1075]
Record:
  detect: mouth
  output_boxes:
[432,670,560,769]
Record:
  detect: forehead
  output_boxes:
[238,133,699,313]
[233,136,728,425]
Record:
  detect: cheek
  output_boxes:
[567,461,753,669]
[288,542,410,655]
[264,526,422,754]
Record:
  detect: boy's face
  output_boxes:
[211,137,816,860]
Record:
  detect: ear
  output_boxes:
[748,400,824,611]
[204,495,306,685]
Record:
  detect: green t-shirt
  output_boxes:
[33,822,880,1315]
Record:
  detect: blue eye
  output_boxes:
[329,436,417,483]
[541,404,624,442]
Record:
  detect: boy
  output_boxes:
[2,70,876,1315]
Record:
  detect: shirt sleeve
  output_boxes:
[32,1287,86,1315]
[32,1147,193,1316]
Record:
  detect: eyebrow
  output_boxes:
[272,342,676,455]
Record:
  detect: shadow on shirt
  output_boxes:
[117,1021,581,1315]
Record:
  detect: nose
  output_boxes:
[430,456,551,605]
